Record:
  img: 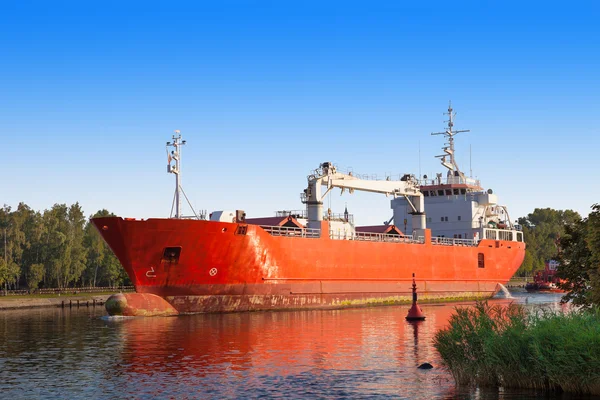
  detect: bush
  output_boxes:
[434,302,600,395]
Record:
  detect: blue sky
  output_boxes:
[1,1,599,225]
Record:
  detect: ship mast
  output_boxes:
[167,131,186,219]
[431,102,470,177]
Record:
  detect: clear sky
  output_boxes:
[1,1,599,225]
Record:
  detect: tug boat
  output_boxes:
[525,260,565,293]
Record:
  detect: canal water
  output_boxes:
[0,291,579,399]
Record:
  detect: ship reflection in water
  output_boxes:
[0,292,567,399]
[111,304,458,398]
[107,292,565,399]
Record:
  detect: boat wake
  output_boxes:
[99,315,134,321]
[495,283,513,299]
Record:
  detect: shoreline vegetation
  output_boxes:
[0,203,130,293]
[434,302,600,396]
[434,204,600,396]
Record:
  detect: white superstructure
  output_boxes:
[390,103,523,243]
[209,104,523,245]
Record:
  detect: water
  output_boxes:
[0,292,575,399]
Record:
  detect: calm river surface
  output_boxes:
[0,291,580,399]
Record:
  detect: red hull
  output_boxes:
[525,283,565,293]
[92,217,525,315]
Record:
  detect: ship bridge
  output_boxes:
[392,103,523,244]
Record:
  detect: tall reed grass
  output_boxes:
[434,302,600,395]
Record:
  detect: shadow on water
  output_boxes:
[0,292,578,399]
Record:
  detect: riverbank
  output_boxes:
[506,276,532,289]
[0,293,117,311]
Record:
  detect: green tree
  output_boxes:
[82,210,129,287]
[26,263,45,290]
[12,203,45,289]
[557,204,600,307]
[65,202,87,286]
[0,202,129,290]
[0,205,25,289]
[516,208,580,276]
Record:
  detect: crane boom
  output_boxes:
[303,162,426,233]
[323,174,420,197]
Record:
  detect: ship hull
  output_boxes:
[92,217,526,315]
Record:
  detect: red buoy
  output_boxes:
[406,273,426,321]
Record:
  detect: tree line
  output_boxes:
[0,201,597,294]
[516,204,600,308]
[556,204,600,307]
[515,207,581,276]
[0,202,129,291]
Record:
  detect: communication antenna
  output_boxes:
[418,140,421,183]
[470,143,472,178]
[166,131,200,219]
[431,101,471,175]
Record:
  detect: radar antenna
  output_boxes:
[431,101,470,176]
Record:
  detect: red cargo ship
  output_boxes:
[93,106,525,316]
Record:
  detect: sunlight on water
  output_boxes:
[0,293,570,399]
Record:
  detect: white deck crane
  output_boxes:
[302,162,426,233]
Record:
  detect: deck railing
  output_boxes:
[260,225,321,238]
[329,230,424,244]
[431,237,478,247]
[260,224,522,247]
[483,228,523,242]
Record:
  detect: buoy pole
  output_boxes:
[406,273,426,321]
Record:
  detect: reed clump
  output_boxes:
[434,302,600,395]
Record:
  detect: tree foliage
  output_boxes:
[515,208,581,276]
[556,204,600,307]
[0,202,130,290]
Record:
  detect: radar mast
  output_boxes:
[166,131,204,219]
[166,131,185,219]
[431,102,470,177]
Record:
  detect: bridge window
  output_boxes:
[437,190,444,196]
[460,189,466,195]
[453,189,459,195]
[445,189,452,195]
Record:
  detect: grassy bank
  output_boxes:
[434,302,600,395]
[0,292,129,310]
[0,292,122,301]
